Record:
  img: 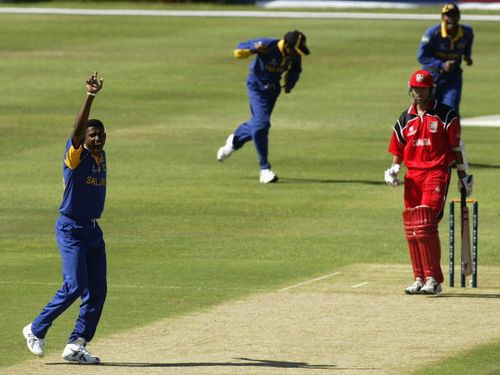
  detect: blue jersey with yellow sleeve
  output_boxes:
[59,138,106,219]
[417,23,474,80]
[234,38,302,91]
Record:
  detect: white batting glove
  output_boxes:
[458,174,474,197]
[384,164,401,187]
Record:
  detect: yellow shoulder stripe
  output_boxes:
[64,144,84,170]
[277,39,285,56]
[234,49,253,59]
[441,23,464,50]
[441,22,447,37]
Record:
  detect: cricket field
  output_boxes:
[1,2,500,374]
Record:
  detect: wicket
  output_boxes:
[449,199,478,288]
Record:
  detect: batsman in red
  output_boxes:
[385,69,473,294]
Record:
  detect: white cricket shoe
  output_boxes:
[420,276,442,294]
[404,277,424,295]
[62,337,100,365]
[23,324,45,357]
[259,169,278,184]
[217,134,235,162]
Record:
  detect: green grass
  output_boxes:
[409,341,500,375]
[1,3,500,372]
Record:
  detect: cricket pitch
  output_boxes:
[6,263,500,374]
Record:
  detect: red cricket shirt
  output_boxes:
[389,99,460,170]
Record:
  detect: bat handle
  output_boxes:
[460,187,467,207]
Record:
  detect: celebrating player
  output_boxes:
[23,73,107,364]
[384,69,473,294]
[417,3,474,114]
[216,30,310,183]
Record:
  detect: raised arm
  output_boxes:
[71,72,104,147]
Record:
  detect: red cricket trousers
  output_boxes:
[403,168,451,283]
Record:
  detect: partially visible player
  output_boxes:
[417,3,474,113]
[23,72,107,364]
[216,30,310,183]
[384,69,473,295]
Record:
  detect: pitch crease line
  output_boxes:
[280,272,341,292]
[0,280,263,292]
[352,282,368,288]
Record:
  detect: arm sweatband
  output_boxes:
[452,140,469,172]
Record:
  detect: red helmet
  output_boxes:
[409,69,434,88]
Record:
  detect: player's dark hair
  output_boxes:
[85,119,105,131]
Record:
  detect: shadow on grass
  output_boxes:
[432,293,500,299]
[46,357,377,370]
[276,177,386,185]
[469,163,500,170]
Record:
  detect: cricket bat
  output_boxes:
[461,188,473,276]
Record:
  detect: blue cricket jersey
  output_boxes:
[59,138,106,219]
[234,38,302,91]
[417,23,474,81]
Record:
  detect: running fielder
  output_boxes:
[417,3,474,114]
[217,30,310,183]
[385,69,473,294]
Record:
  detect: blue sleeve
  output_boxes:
[235,38,273,53]
[284,57,302,90]
[65,138,73,152]
[417,27,443,71]
[463,25,474,58]
[235,39,256,53]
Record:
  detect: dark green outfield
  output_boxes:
[1,4,500,373]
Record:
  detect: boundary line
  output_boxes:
[280,272,341,292]
[260,0,418,9]
[0,7,499,21]
[461,115,500,127]
[259,0,500,11]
